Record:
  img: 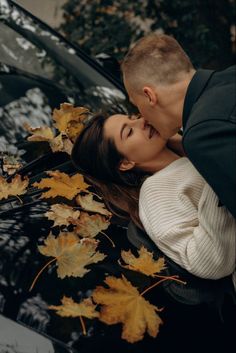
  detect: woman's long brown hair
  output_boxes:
[71,113,146,229]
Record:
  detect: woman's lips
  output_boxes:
[149,125,158,138]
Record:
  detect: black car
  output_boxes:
[0,1,235,353]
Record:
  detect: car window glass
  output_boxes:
[0,22,57,80]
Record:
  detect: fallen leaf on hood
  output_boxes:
[0,174,29,200]
[71,211,110,238]
[66,120,85,143]
[24,123,54,141]
[1,154,22,175]
[76,194,112,217]
[120,246,166,277]
[49,296,99,319]
[38,232,106,279]
[92,275,163,343]
[45,203,80,227]
[49,132,73,155]
[33,171,90,199]
[52,103,90,133]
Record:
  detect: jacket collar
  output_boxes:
[183,69,215,129]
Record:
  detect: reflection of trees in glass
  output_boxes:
[60,0,236,69]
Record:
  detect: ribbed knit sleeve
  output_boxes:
[139,158,236,280]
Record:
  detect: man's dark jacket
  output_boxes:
[182,65,236,218]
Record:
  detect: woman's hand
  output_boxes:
[167,133,186,157]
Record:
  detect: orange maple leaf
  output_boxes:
[120,246,166,277]
[24,123,55,141]
[49,132,73,155]
[37,232,106,279]
[52,103,90,133]
[93,275,163,343]
[33,171,90,199]
[45,203,80,227]
[49,296,99,319]
[71,211,110,238]
[66,120,85,143]
[0,174,29,200]
[1,154,22,176]
[76,194,112,217]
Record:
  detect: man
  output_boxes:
[121,34,236,218]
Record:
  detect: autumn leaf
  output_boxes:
[49,296,99,319]
[120,246,166,277]
[52,103,90,133]
[76,194,112,217]
[49,132,73,155]
[38,232,106,279]
[24,123,54,141]
[71,211,110,238]
[45,203,80,227]
[66,120,85,143]
[0,174,29,200]
[93,275,163,343]
[1,154,22,176]
[33,171,90,199]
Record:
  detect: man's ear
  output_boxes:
[143,86,157,106]
[119,159,135,171]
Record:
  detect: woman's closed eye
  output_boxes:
[127,127,133,137]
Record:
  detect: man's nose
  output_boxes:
[131,116,146,129]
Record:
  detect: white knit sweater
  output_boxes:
[139,157,236,287]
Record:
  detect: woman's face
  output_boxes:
[103,114,168,170]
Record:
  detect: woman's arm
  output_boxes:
[139,180,236,279]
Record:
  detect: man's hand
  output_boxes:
[167,133,186,156]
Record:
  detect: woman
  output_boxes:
[71,112,236,287]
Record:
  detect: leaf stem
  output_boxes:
[141,275,186,296]
[89,191,102,200]
[153,274,186,285]
[100,231,115,248]
[15,195,23,204]
[79,315,87,335]
[29,257,57,291]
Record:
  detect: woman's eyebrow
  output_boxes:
[120,123,127,140]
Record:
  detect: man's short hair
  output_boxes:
[121,34,194,91]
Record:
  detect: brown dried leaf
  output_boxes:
[38,232,106,279]
[45,203,80,227]
[66,120,85,143]
[52,103,89,133]
[24,123,54,141]
[49,296,99,319]
[120,246,166,277]
[49,132,73,155]
[71,212,110,238]
[2,155,22,175]
[33,171,90,200]
[76,194,112,217]
[93,275,163,343]
[0,174,29,200]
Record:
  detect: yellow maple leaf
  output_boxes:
[76,194,112,217]
[93,275,163,343]
[52,103,90,133]
[38,232,106,279]
[2,155,22,176]
[49,132,73,155]
[0,174,29,200]
[120,246,166,277]
[66,120,85,143]
[45,203,80,227]
[71,211,110,238]
[33,171,90,199]
[24,123,55,141]
[49,296,99,319]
